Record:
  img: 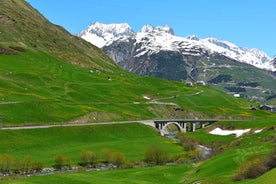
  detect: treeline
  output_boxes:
[0,155,42,175]
[0,144,174,177]
[53,146,171,171]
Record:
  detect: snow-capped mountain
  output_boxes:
[80,22,276,102]
[272,56,276,67]
[79,22,134,48]
[80,22,275,72]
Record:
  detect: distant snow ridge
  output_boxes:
[80,22,275,71]
[139,24,175,35]
[79,22,134,48]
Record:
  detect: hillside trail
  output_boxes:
[1,90,204,130]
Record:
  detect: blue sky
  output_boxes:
[27,0,276,57]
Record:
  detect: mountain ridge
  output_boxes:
[80,22,275,71]
[80,22,276,103]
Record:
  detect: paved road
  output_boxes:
[1,120,156,130]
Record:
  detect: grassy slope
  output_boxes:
[1,122,275,184]
[180,120,276,184]
[0,123,183,166]
[0,50,260,126]
[0,1,275,184]
[0,0,116,70]
[0,0,268,126]
[197,57,276,103]
[1,120,275,184]
[2,164,191,184]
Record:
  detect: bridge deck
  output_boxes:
[154,119,218,123]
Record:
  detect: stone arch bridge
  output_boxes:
[153,119,218,136]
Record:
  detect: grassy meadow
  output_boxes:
[0,123,183,166]
[0,2,275,183]
[0,50,262,126]
[0,119,275,184]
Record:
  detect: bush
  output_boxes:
[265,147,276,169]
[21,156,32,173]
[187,149,204,161]
[144,144,169,165]
[0,154,13,174]
[79,150,97,167]
[102,148,113,164]
[32,161,43,172]
[111,152,127,168]
[234,156,267,181]
[175,133,198,151]
[53,154,71,170]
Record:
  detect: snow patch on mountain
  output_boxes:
[79,22,134,48]
[80,22,275,71]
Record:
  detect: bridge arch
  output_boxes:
[153,119,218,136]
[161,122,182,136]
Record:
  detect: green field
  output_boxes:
[0,123,183,166]
[0,1,275,183]
[0,120,275,184]
[1,164,191,184]
[0,50,263,126]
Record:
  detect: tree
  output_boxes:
[175,132,198,151]
[12,157,21,174]
[0,154,13,174]
[144,144,169,165]
[79,150,97,167]
[102,148,112,164]
[32,161,43,173]
[54,154,70,170]
[111,152,127,168]
[22,156,32,174]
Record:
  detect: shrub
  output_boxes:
[144,144,169,165]
[79,150,97,167]
[12,157,21,174]
[102,148,113,164]
[234,155,267,181]
[32,161,43,172]
[187,149,204,161]
[21,156,32,173]
[111,152,127,168]
[0,154,13,174]
[265,147,276,169]
[53,154,71,170]
[53,154,64,170]
[176,132,198,151]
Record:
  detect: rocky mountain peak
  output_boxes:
[139,24,174,35]
[79,22,134,47]
[80,22,274,71]
[186,35,200,41]
[140,24,154,33]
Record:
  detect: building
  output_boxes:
[260,105,276,112]
[196,81,206,85]
[185,82,193,87]
[233,94,240,98]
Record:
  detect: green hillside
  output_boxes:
[1,49,264,126]
[0,123,183,166]
[0,0,116,70]
[1,121,275,184]
[0,1,275,184]
[0,1,265,127]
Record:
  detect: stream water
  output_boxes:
[164,133,211,158]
